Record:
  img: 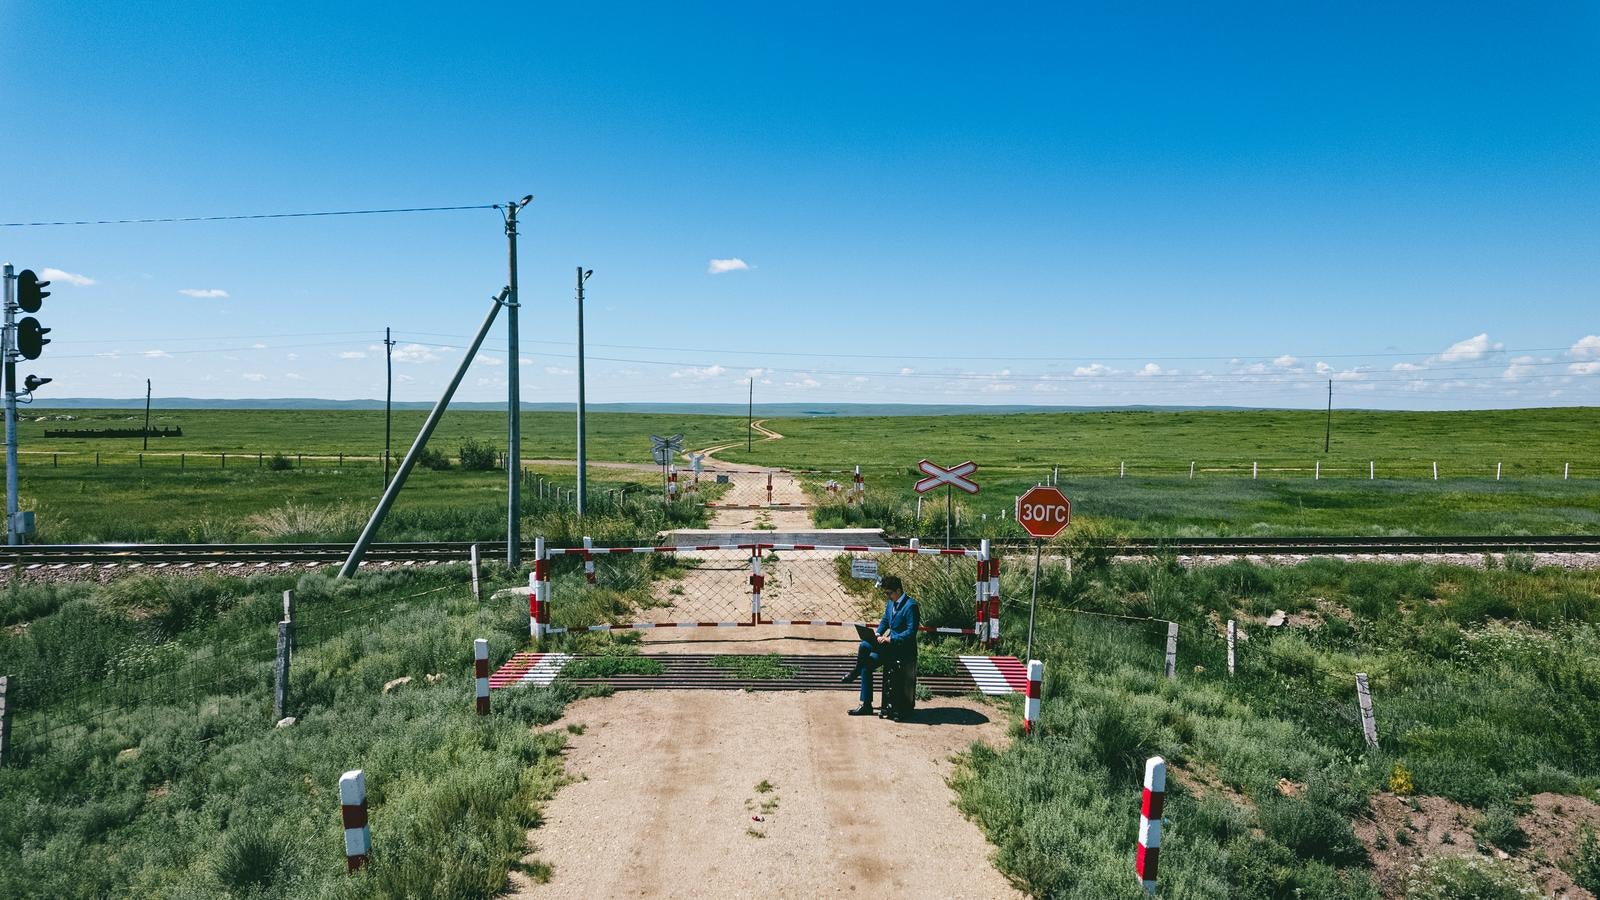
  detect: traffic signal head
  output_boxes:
[23,374,51,392]
[17,269,50,313]
[17,317,50,359]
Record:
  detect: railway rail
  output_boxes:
[2,535,1599,568]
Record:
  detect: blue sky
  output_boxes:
[3,2,1597,409]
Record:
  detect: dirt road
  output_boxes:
[509,691,1020,899]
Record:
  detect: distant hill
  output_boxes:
[37,398,1264,416]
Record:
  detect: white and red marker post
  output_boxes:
[340,769,371,873]
[582,535,595,584]
[530,537,548,641]
[852,465,865,503]
[988,553,1001,649]
[766,472,773,504]
[1136,756,1166,893]
[667,465,678,499]
[1023,659,1043,734]
[474,638,490,715]
[749,550,764,624]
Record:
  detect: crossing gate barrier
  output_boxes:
[700,468,807,509]
[527,537,995,643]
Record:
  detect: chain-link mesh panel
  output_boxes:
[539,543,986,636]
[700,469,806,507]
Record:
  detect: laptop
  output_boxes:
[854,623,878,643]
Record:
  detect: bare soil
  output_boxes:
[507,690,1021,899]
[1353,791,1600,898]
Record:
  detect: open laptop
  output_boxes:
[854,623,878,643]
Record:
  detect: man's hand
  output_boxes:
[877,633,891,644]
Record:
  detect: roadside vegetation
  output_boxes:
[953,552,1600,898]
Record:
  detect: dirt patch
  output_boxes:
[507,690,1019,899]
[1355,791,1600,898]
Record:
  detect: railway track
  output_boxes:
[3,535,1599,568]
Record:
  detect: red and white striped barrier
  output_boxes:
[749,550,764,624]
[667,465,678,498]
[546,542,986,556]
[540,619,981,636]
[1136,756,1166,894]
[339,769,370,873]
[474,638,490,715]
[987,555,1002,647]
[1023,659,1042,734]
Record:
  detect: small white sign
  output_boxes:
[850,559,880,581]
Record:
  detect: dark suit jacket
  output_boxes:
[876,593,920,661]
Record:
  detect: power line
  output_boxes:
[0,203,496,228]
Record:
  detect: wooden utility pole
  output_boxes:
[1324,379,1332,454]
[142,379,152,450]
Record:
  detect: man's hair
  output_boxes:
[879,574,904,593]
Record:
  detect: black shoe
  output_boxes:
[847,703,874,716]
[838,669,859,684]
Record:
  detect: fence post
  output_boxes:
[1370,460,1374,480]
[1053,465,1059,484]
[469,543,481,602]
[582,536,595,583]
[1226,619,1236,676]
[1252,461,1257,480]
[139,453,143,468]
[0,675,11,767]
[766,472,773,504]
[339,770,370,872]
[221,453,226,469]
[1023,659,1042,734]
[1432,461,1438,480]
[273,620,291,721]
[1565,462,1570,480]
[1164,621,1178,679]
[1314,461,1319,480]
[1355,673,1379,750]
[1136,756,1166,894]
[1120,461,1126,478]
[1497,461,1502,481]
[258,452,263,468]
[96,452,100,468]
[474,639,490,715]
[749,550,764,624]
[1189,461,1194,479]
[181,453,185,471]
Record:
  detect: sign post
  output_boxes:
[1016,485,1071,663]
[915,459,979,547]
[650,433,684,499]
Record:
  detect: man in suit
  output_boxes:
[840,574,919,716]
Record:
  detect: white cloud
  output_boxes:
[40,267,94,286]
[982,382,1017,393]
[478,356,503,367]
[1272,354,1299,368]
[898,367,915,376]
[178,288,229,299]
[745,368,767,379]
[852,375,869,383]
[339,351,366,359]
[1439,332,1499,362]
[1392,362,1425,372]
[284,373,305,381]
[543,366,573,376]
[286,352,298,361]
[1136,363,1163,377]
[143,350,171,359]
[242,373,267,382]
[252,343,267,349]
[396,374,415,384]
[1569,361,1600,376]
[1570,335,1600,360]
[1503,355,1540,381]
[1315,361,1332,375]
[707,258,751,275]
[783,374,821,389]
[669,364,727,380]
[392,344,438,363]
[1073,363,1116,377]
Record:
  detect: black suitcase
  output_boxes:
[879,650,918,719]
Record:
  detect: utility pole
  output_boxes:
[3,264,17,546]
[747,378,753,453]
[1324,378,1332,454]
[142,379,152,451]
[504,196,531,569]
[576,267,591,517]
[384,327,396,486]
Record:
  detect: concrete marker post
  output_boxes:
[339,770,371,873]
[1226,619,1236,676]
[273,620,291,721]
[1565,462,1570,480]
[1189,461,1195,479]
[1497,461,1502,481]
[1120,460,1126,478]
[0,675,12,767]
[469,543,481,602]
[1315,460,1320,480]
[1252,461,1258,480]
[1164,621,1178,679]
[582,535,595,584]
[1370,460,1374,480]
[1355,673,1379,750]
[1023,659,1042,735]
[1433,461,1438,481]
[474,639,490,715]
[1136,756,1166,894]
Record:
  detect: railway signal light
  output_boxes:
[17,318,50,360]
[16,269,49,313]
[23,375,51,392]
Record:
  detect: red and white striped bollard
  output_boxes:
[1023,659,1042,734]
[749,551,764,624]
[988,555,1001,648]
[340,769,370,873]
[582,535,595,584]
[1136,756,1166,893]
[474,638,490,715]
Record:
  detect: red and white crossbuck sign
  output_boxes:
[915,459,979,494]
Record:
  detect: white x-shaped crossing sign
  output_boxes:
[915,459,980,494]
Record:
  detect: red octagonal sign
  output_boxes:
[1016,486,1071,539]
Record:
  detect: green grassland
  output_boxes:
[8,406,1596,541]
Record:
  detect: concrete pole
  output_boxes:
[505,197,530,569]
[576,267,590,516]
